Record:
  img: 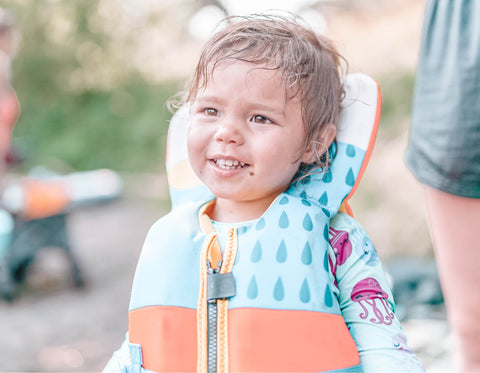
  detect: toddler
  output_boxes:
[104,14,424,373]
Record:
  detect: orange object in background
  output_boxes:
[21,179,70,220]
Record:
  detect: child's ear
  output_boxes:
[301,123,337,164]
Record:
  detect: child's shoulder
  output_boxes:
[330,212,368,235]
[330,212,373,250]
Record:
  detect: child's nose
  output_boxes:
[214,119,244,145]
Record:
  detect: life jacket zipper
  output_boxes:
[197,223,238,373]
[207,260,220,373]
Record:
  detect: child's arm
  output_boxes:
[329,213,425,372]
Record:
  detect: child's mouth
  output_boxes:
[213,158,248,170]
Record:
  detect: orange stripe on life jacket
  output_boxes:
[129,306,197,372]
[228,308,360,372]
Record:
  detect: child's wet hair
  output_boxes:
[177,13,346,175]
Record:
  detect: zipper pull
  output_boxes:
[206,259,235,303]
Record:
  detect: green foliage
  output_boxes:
[0,0,182,172]
[14,81,179,172]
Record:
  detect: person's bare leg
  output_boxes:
[423,185,480,371]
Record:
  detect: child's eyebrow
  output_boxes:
[194,96,222,105]
[194,96,285,117]
[253,103,285,117]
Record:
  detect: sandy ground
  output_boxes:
[0,171,452,372]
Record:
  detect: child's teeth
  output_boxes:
[215,159,245,169]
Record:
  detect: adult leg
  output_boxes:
[423,185,480,371]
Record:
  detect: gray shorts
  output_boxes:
[405,0,480,198]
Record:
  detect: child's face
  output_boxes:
[188,61,313,220]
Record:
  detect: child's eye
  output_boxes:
[252,115,272,124]
[204,108,218,116]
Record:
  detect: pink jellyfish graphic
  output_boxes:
[329,228,353,264]
[351,277,394,325]
[328,228,352,281]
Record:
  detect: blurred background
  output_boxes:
[0,0,450,371]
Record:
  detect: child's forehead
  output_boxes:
[209,60,277,79]
[203,60,297,95]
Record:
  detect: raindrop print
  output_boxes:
[323,171,333,183]
[251,241,262,263]
[302,242,312,265]
[274,277,285,301]
[300,191,307,199]
[301,199,311,206]
[255,218,265,230]
[279,196,289,205]
[346,168,355,187]
[324,283,333,307]
[238,226,247,235]
[276,240,287,263]
[323,224,329,241]
[346,144,356,158]
[279,211,289,229]
[303,213,313,231]
[319,191,328,206]
[322,207,330,217]
[247,276,258,299]
[300,279,311,303]
[323,251,329,271]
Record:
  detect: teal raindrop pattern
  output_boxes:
[255,218,265,231]
[346,168,355,187]
[319,192,328,206]
[323,224,329,241]
[346,144,356,157]
[238,226,247,235]
[323,251,329,271]
[279,196,289,205]
[247,276,258,299]
[251,241,262,263]
[303,213,313,231]
[279,211,289,228]
[276,240,287,263]
[301,199,311,207]
[225,142,365,313]
[322,208,330,217]
[274,277,285,301]
[300,279,311,303]
[324,283,333,307]
[301,242,312,265]
[323,171,333,183]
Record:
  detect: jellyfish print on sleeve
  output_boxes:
[351,277,394,325]
[328,227,353,280]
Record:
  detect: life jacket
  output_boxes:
[127,73,381,373]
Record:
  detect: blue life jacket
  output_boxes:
[128,73,381,373]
